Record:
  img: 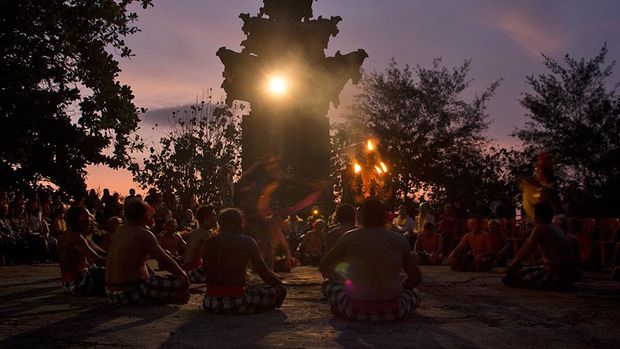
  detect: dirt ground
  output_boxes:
[0,264,618,348]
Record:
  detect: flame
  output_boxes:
[353,163,362,174]
[380,161,388,173]
[367,140,374,151]
[374,165,383,174]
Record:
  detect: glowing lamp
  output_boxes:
[354,163,362,174]
[267,75,288,95]
[380,161,388,173]
[313,209,319,215]
[367,140,374,152]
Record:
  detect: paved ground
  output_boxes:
[0,264,618,348]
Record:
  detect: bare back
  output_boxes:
[105,225,151,284]
[322,227,411,301]
[203,232,279,288]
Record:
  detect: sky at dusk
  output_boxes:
[86,0,620,195]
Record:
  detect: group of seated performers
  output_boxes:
[56,197,580,322]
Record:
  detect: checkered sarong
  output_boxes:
[323,280,422,322]
[61,266,105,296]
[203,284,287,315]
[106,275,187,305]
[182,259,205,284]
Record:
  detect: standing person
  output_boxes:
[105,201,189,305]
[324,204,356,252]
[123,188,139,207]
[319,199,422,322]
[263,209,294,271]
[203,208,287,315]
[447,215,494,272]
[503,202,579,289]
[58,206,106,296]
[182,205,218,284]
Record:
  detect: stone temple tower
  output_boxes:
[217,0,367,208]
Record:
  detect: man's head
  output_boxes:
[335,204,356,225]
[466,214,482,234]
[124,200,152,226]
[129,188,136,196]
[218,208,244,233]
[534,201,554,224]
[488,219,500,234]
[418,202,430,215]
[196,205,217,228]
[361,199,385,227]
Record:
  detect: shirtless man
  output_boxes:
[319,199,422,322]
[296,219,326,266]
[182,205,218,284]
[448,215,494,272]
[414,222,443,265]
[158,218,187,262]
[324,204,356,252]
[503,202,579,289]
[106,200,189,305]
[99,216,122,252]
[202,208,287,315]
[58,206,106,296]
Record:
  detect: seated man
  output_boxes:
[99,216,123,252]
[182,205,218,284]
[105,200,189,305]
[58,206,106,296]
[488,219,509,267]
[503,202,579,289]
[296,219,326,266]
[202,208,287,315]
[319,199,422,322]
[448,215,494,272]
[414,222,443,265]
[158,218,187,262]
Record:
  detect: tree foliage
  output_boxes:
[515,44,620,212]
[0,0,152,196]
[129,100,242,205]
[333,59,513,210]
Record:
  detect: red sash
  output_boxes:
[206,286,245,297]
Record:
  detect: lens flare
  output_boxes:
[267,76,287,95]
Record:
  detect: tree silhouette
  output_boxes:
[0,0,152,196]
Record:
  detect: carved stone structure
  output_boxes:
[218,0,367,207]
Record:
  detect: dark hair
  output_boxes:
[196,205,216,222]
[361,199,386,227]
[335,204,356,225]
[218,208,243,232]
[66,206,88,231]
[534,202,554,224]
[125,200,149,223]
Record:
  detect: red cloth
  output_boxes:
[206,286,246,297]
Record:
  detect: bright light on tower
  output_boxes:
[354,162,362,174]
[367,140,374,152]
[267,75,288,96]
